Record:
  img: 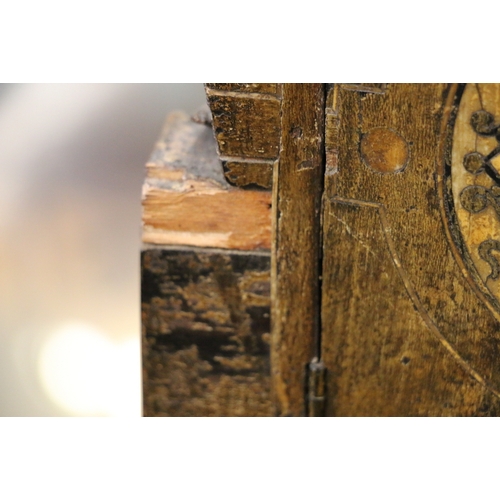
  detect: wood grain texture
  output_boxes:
[142,109,273,416]
[271,84,325,416]
[143,182,272,250]
[321,83,500,416]
[206,91,280,160]
[142,247,272,416]
[142,111,272,250]
[142,83,500,417]
[145,111,226,183]
[222,160,274,189]
[206,83,278,95]
[205,84,281,189]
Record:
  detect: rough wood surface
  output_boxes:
[141,83,500,417]
[143,183,272,250]
[271,84,325,416]
[321,83,500,416]
[141,109,273,416]
[206,84,279,95]
[205,84,281,189]
[142,111,272,250]
[142,247,272,416]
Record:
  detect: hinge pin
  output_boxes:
[307,358,326,417]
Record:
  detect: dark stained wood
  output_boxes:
[222,160,274,189]
[141,109,273,416]
[321,83,500,416]
[271,84,325,416]
[142,83,500,417]
[206,83,278,95]
[205,90,280,160]
[142,247,272,416]
[204,84,281,189]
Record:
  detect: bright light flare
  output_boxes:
[38,323,141,416]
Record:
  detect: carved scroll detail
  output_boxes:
[459,103,500,281]
[462,110,500,183]
[478,240,500,280]
[460,185,500,217]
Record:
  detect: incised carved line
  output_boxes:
[331,196,500,400]
[339,84,387,95]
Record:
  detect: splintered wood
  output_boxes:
[142,112,272,251]
[141,109,273,417]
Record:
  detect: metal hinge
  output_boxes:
[306,358,326,417]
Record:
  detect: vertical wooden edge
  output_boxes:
[271,84,325,416]
[270,159,280,415]
[142,246,274,416]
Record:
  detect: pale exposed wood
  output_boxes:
[142,111,272,251]
[271,84,325,417]
[141,108,273,417]
[143,181,272,250]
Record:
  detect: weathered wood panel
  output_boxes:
[206,83,278,95]
[142,247,272,416]
[142,110,273,416]
[321,83,500,416]
[205,84,281,189]
[142,83,500,417]
[222,160,274,190]
[206,92,280,160]
[271,84,325,416]
[142,111,272,250]
[143,184,272,250]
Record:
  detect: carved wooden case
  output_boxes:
[142,83,500,416]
